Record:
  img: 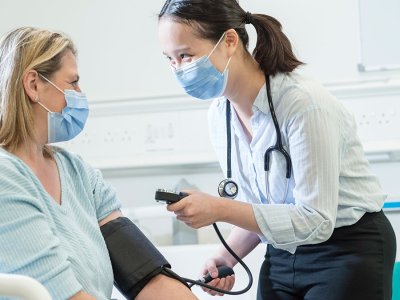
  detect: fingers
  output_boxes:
[166,198,186,212]
[167,198,199,227]
[175,215,193,227]
[166,192,218,228]
[200,275,235,296]
[166,190,202,212]
[224,275,235,291]
[181,189,196,195]
[204,261,219,279]
[199,260,235,296]
[201,278,220,295]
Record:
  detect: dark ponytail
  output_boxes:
[159,0,303,76]
[248,13,303,76]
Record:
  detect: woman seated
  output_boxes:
[0,27,198,300]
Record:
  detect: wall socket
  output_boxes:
[60,108,216,169]
[60,91,400,170]
[341,93,400,143]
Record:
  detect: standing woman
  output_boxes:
[158,1,396,299]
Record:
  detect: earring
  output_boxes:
[34,95,40,102]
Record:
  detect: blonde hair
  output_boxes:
[0,27,76,155]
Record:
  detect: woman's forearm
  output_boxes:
[214,226,261,267]
[218,199,262,234]
[69,291,96,300]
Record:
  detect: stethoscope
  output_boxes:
[218,76,293,203]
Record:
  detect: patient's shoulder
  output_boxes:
[0,148,27,175]
[0,149,38,195]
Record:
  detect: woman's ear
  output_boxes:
[22,70,40,102]
[224,29,239,57]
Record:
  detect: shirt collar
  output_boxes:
[253,73,286,115]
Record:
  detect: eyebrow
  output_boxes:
[163,46,192,56]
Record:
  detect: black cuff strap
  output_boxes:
[100,217,172,299]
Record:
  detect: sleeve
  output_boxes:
[74,154,123,222]
[0,163,82,299]
[253,105,341,253]
[91,168,122,221]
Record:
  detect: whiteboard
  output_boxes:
[358,0,400,72]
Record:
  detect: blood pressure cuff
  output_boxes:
[100,217,172,299]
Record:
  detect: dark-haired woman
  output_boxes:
[158,1,396,299]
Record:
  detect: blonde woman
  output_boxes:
[0,27,198,300]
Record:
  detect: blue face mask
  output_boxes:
[174,32,232,100]
[37,74,89,143]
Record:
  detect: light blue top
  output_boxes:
[0,147,121,299]
[208,72,385,254]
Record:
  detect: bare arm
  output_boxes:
[218,198,262,234]
[136,274,198,300]
[99,210,198,300]
[69,291,96,300]
[197,225,260,296]
[168,191,263,234]
[214,226,260,267]
[98,209,123,226]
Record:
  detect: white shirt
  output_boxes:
[208,72,385,253]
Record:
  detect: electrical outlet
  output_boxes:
[341,93,400,143]
[59,107,216,169]
[60,92,400,169]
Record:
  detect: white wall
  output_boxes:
[2,0,399,101]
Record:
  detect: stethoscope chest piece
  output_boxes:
[218,179,239,199]
[222,76,292,203]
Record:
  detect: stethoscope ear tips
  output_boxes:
[218,179,239,199]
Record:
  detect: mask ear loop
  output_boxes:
[35,96,52,113]
[175,32,228,72]
[222,57,232,73]
[207,32,227,59]
[208,32,232,75]
[38,73,65,95]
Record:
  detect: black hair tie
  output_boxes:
[244,11,253,24]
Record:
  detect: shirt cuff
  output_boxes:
[253,204,298,253]
[253,204,332,254]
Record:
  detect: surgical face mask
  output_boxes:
[37,74,89,143]
[174,32,232,100]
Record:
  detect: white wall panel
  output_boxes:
[2,0,399,101]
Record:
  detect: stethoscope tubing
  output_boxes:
[225,75,292,202]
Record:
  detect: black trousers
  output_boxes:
[257,211,396,300]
